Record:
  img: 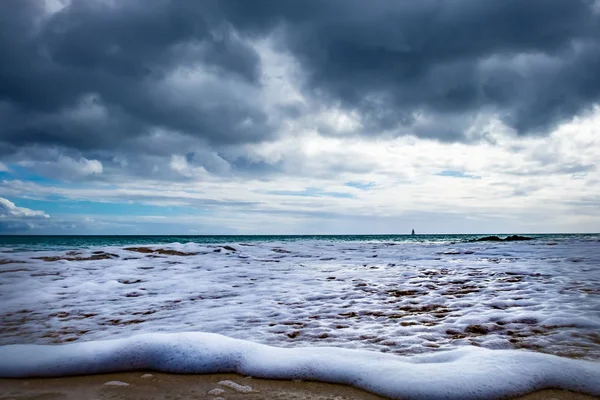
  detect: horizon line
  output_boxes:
[0,232,598,237]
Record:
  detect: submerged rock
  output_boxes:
[33,252,119,262]
[124,247,198,256]
[124,247,154,254]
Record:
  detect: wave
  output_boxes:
[1,332,599,399]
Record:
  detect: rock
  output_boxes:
[155,249,198,256]
[464,324,491,334]
[124,247,154,254]
[471,235,533,242]
[124,247,198,256]
[503,235,534,241]
[0,259,26,265]
[388,289,418,297]
[222,245,236,252]
[118,279,143,285]
[141,374,153,378]
[33,252,119,262]
[472,236,502,242]
[104,380,130,387]
[207,388,226,395]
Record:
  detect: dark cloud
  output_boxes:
[220,0,600,137]
[0,0,271,157]
[1,0,599,177]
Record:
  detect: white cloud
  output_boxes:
[1,106,599,234]
[0,197,49,219]
[169,155,209,178]
[60,155,103,176]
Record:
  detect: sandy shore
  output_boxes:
[0,373,597,400]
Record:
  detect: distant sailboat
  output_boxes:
[411,229,415,235]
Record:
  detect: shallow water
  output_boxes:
[1,235,599,360]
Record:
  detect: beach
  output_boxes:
[1,373,598,400]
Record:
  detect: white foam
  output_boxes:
[1,238,599,397]
[0,332,598,399]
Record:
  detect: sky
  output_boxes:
[0,0,599,235]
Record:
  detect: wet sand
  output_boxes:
[0,373,597,400]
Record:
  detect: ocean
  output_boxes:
[1,233,599,398]
[1,233,598,251]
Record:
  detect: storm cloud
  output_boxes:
[1,0,600,177]
[221,0,600,137]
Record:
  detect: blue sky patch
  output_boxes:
[268,187,354,199]
[3,164,62,185]
[436,170,480,179]
[5,197,205,217]
[345,181,375,190]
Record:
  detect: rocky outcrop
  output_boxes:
[471,235,534,242]
[504,235,534,241]
[33,252,119,262]
[124,247,198,256]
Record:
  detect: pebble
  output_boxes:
[104,380,130,387]
[207,388,226,395]
[217,380,253,393]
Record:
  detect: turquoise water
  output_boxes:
[0,233,597,252]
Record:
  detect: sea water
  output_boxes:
[1,234,599,398]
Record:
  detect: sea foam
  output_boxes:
[0,332,599,400]
[3,240,599,358]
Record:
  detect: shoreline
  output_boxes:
[0,373,597,400]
